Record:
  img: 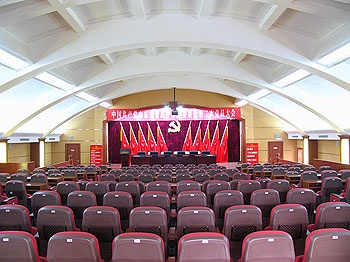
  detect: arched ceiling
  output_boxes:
[0,0,349,140]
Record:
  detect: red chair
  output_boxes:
[295,228,350,262]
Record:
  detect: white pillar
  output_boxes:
[339,135,350,164]
[0,138,9,163]
[39,138,45,167]
[303,135,309,165]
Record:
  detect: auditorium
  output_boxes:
[0,1,349,261]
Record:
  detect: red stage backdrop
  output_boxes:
[107,107,241,163]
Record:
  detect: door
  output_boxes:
[65,143,81,166]
[268,141,283,164]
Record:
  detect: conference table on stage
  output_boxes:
[131,154,216,166]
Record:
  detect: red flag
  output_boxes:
[218,121,229,163]
[210,121,220,155]
[138,122,149,153]
[157,122,168,153]
[147,122,157,152]
[120,122,130,148]
[182,121,192,151]
[202,121,211,150]
[191,121,202,151]
[129,122,138,155]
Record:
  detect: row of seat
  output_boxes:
[1,228,349,262]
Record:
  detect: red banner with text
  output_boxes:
[246,142,259,165]
[90,145,102,165]
[106,107,241,121]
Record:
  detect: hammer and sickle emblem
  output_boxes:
[168,120,181,133]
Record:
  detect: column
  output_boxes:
[39,138,46,167]
[339,134,350,164]
[0,138,9,163]
[303,135,309,165]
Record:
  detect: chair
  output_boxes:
[30,174,49,190]
[0,182,18,205]
[206,181,231,208]
[295,228,350,262]
[232,172,249,180]
[138,173,154,183]
[177,191,207,211]
[223,205,262,241]
[82,206,122,261]
[266,179,290,203]
[149,151,159,157]
[103,191,133,232]
[176,206,215,240]
[286,188,316,223]
[320,170,338,180]
[299,171,318,187]
[288,166,301,173]
[175,173,192,183]
[177,180,201,194]
[318,165,332,173]
[0,173,8,183]
[10,173,27,182]
[265,204,308,239]
[177,232,231,262]
[303,166,316,172]
[111,232,165,262]
[318,177,343,202]
[238,231,295,262]
[250,189,281,228]
[307,202,350,232]
[86,181,110,205]
[36,205,80,256]
[30,191,61,224]
[213,190,244,229]
[63,169,78,181]
[47,231,104,262]
[32,169,44,174]
[194,173,210,183]
[85,166,98,181]
[0,231,46,262]
[17,168,30,175]
[129,206,168,246]
[156,173,172,183]
[109,169,123,178]
[258,177,271,189]
[56,181,79,205]
[340,169,350,179]
[252,165,263,179]
[115,181,141,207]
[146,181,171,196]
[100,173,116,182]
[237,180,261,204]
[67,191,97,229]
[126,169,140,177]
[137,151,146,157]
[0,204,37,235]
[271,167,285,178]
[140,191,170,219]
[213,173,230,182]
[119,173,134,182]
[5,180,30,207]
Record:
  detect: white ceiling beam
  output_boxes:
[290,0,350,24]
[257,1,290,30]
[48,0,86,32]
[99,53,114,65]
[232,52,246,63]
[197,0,213,20]
[129,0,147,22]
[0,0,24,7]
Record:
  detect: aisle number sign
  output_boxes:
[246,143,259,165]
[90,145,102,165]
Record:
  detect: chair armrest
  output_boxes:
[2,196,18,205]
[330,193,346,202]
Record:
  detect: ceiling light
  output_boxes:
[249,89,271,100]
[35,72,74,90]
[76,92,98,102]
[318,43,350,66]
[0,49,28,70]
[274,69,311,88]
[99,101,112,108]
